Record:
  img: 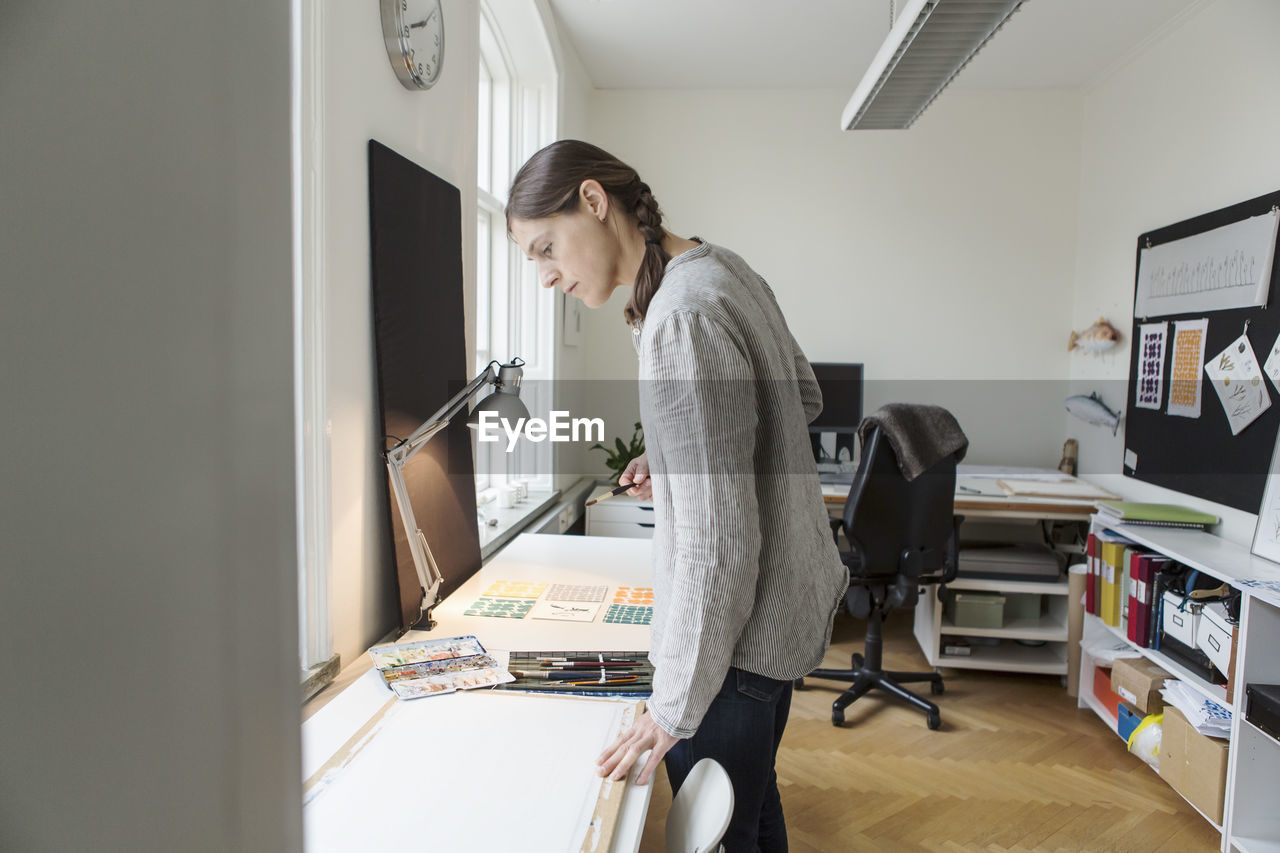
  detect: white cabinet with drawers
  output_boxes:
[585,484,656,539]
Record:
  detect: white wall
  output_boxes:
[318,1,480,666]
[1069,0,1280,545]
[1,3,300,851]
[582,87,1085,469]
[540,0,597,487]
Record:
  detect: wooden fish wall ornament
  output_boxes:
[1068,317,1120,353]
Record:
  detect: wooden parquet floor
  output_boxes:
[637,610,1220,852]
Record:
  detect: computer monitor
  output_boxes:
[809,362,863,465]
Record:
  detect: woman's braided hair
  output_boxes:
[506,139,669,325]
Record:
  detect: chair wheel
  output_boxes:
[927,712,941,731]
[794,678,806,690]
[931,681,944,696]
[832,709,845,726]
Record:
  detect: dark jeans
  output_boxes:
[664,667,792,853]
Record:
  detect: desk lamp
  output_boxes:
[384,357,528,627]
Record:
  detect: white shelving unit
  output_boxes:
[1075,518,1280,853]
[915,575,1071,675]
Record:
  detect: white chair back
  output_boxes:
[664,757,734,853]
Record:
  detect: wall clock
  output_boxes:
[379,0,444,90]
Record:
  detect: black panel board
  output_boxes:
[368,140,480,630]
[1123,189,1280,513]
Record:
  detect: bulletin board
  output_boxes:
[1122,189,1280,513]
[368,140,481,630]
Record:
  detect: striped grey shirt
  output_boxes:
[635,240,847,738]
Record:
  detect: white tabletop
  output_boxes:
[409,533,654,652]
[302,534,655,853]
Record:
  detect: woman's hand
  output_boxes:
[619,451,652,500]
[596,710,679,785]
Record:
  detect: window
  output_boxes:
[474,2,557,494]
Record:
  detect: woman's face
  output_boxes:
[509,182,627,309]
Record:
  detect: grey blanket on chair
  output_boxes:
[858,404,968,481]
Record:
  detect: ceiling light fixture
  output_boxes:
[841,0,1024,131]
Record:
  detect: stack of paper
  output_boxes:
[1161,680,1232,738]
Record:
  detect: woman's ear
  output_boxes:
[579,179,609,223]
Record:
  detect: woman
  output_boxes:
[507,139,846,852]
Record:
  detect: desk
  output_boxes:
[821,476,1099,523]
[823,469,1100,676]
[302,534,654,853]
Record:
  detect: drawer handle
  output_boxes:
[638,523,655,528]
[639,506,654,512]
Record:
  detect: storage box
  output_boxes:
[1111,656,1171,714]
[1092,665,1122,719]
[1245,683,1280,742]
[1117,701,1143,743]
[1004,592,1042,623]
[949,592,1005,629]
[958,543,1064,581]
[1162,591,1201,648]
[1158,705,1229,823]
[1196,601,1234,677]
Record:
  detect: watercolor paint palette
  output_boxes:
[367,635,513,700]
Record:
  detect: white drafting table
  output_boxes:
[302,533,655,853]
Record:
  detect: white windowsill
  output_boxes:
[478,488,559,561]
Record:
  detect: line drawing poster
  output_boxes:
[1135,209,1278,317]
[1136,322,1168,410]
[1204,333,1271,435]
[1168,318,1209,419]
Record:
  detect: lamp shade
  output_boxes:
[466,360,530,426]
[467,388,530,425]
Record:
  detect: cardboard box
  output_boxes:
[1111,656,1172,714]
[1092,665,1121,719]
[1158,705,1229,823]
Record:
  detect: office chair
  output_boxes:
[803,421,963,730]
[666,758,734,853]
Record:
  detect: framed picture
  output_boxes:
[1253,431,1280,564]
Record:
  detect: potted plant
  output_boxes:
[591,421,644,484]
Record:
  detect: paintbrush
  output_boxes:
[585,484,635,506]
[584,484,634,507]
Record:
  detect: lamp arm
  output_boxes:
[382,361,503,626]
[390,363,498,463]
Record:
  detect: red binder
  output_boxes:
[1134,554,1171,648]
[1085,533,1098,616]
[1127,550,1143,643]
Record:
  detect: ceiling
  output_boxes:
[546,0,1208,91]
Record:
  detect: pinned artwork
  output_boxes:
[1136,322,1168,410]
[1135,209,1278,317]
[1205,333,1271,435]
[1253,435,1280,565]
[1167,319,1209,419]
[1264,329,1280,395]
